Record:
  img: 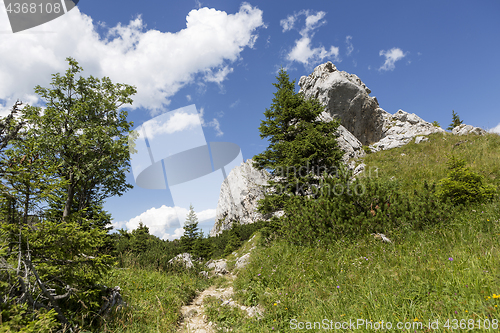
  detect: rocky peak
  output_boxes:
[299,61,389,145]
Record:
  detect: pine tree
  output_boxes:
[447,110,463,131]
[252,68,344,215]
[180,204,199,254]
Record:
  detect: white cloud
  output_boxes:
[281,10,339,67]
[204,65,234,84]
[186,95,192,101]
[142,110,201,138]
[199,107,224,136]
[288,37,339,66]
[280,15,296,32]
[0,2,264,116]
[489,123,500,134]
[346,36,353,56]
[120,205,216,240]
[379,47,407,71]
[163,228,185,241]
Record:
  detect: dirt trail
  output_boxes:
[177,274,236,333]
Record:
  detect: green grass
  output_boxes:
[98,133,500,332]
[94,266,210,332]
[202,133,500,332]
[205,204,500,332]
[363,133,500,195]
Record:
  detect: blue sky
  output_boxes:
[1,0,499,239]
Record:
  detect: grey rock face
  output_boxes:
[209,159,270,237]
[452,124,486,136]
[369,110,445,152]
[299,62,445,152]
[335,124,366,164]
[299,61,390,145]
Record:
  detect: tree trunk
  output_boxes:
[63,172,75,220]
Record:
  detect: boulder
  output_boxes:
[299,61,389,145]
[415,136,429,144]
[206,259,228,275]
[452,124,486,136]
[235,253,251,270]
[168,253,194,269]
[210,159,270,237]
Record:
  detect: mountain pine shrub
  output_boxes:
[437,155,497,205]
[279,170,454,246]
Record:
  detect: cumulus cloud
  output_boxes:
[379,47,407,71]
[346,36,354,56]
[0,2,264,116]
[113,205,216,240]
[489,123,500,134]
[143,110,201,138]
[280,10,339,67]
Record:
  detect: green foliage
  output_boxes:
[0,305,58,333]
[279,168,454,246]
[210,220,267,259]
[18,57,136,220]
[432,120,441,127]
[437,155,497,205]
[253,68,344,215]
[193,234,212,260]
[447,110,463,131]
[0,58,138,330]
[112,226,182,272]
[362,145,372,154]
[180,204,200,254]
[223,228,242,256]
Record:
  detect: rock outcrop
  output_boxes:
[210,61,486,236]
[336,124,366,164]
[299,61,388,145]
[299,62,445,152]
[452,124,486,136]
[369,110,445,152]
[209,159,270,237]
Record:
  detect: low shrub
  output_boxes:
[437,155,497,205]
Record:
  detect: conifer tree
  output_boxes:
[252,68,344,215]
[447,110,463,131]
[180,204,200,254]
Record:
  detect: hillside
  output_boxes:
[95,122,500,333]
[196,132,500,332]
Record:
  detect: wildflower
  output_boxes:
[258,273,261,276]
[449,257,453,261]
[274,303,277,306]
[337,286,340,288]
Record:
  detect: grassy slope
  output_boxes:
[362,132,500,194]
[95,266,210,333]
[205,133,500,332]
[98,133,500,332]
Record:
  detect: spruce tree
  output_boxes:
[447,110,463,131]
[180,204,199,254]
[252,68,344,215]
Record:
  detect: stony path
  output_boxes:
[177,274,236,333]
